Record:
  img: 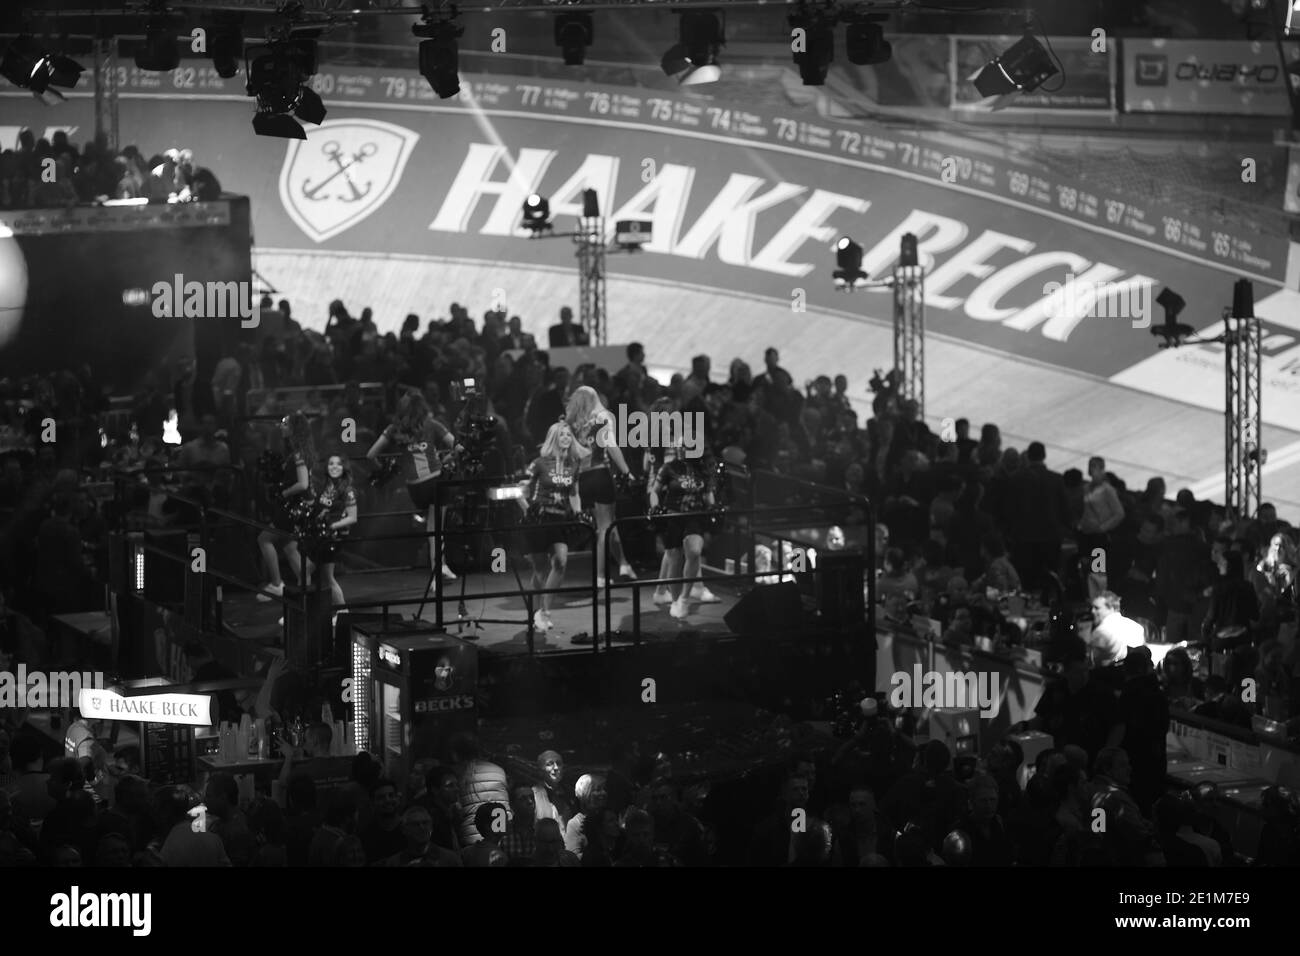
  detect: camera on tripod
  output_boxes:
[450,378,497,478]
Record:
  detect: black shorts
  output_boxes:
[578,467,616,507]
[408,477,439,511]
[520,511,572,554]
[664,516,709,548]
[310,537,347,564]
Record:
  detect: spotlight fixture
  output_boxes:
[555,13,593,66]
[522,194,552,234]
[246,42,325,140]
[135,21,180,72]
[0,37,85,99]
[970,31,1059,98]
[832,236,868,289]
[789,11,834,86]
[662,10,723,86]
[844,14,892,66]
[1231,278,1254,318]
[413,16,464,99]
[209,14,243,79]
[581,188,600,218]
[1150,287,1193,346]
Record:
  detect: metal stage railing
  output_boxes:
[125,470,874,668]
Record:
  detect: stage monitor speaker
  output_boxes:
[816,551,866,626]
[143,529,187,605]
[724,582,803,636]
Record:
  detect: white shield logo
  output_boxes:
[279,118,419,243]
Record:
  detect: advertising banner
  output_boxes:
[1122,38,1300,115]
[2,67,1295,426]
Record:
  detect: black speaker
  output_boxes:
[815,551,866,626]
[143,529,187,605]
[724,582,803,636]
[285,587,335,669]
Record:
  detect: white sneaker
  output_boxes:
[653,586,674,605]
[257,582,284,602]
[441,562,458,580]
[533,610,553,631]
[594,577,608,588]
[670,597,688,620]
[618,563,637,580]
[277,616,285,627]
[690,585,720,603]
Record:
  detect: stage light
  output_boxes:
[833,236,867,289]
[247,44,325,140]
[899,232,918,268]
[581,188,600,218]
[1150,287,1193,346]
[0,37,85,99]
[789,12,834,86]
[1231,278,1254,318]
[209,16,243,79]
[135,22,179,72]
[844,15,892,66]
[414,17,463,99]
[522,194,552,234]
[555,13,593,66]
[970,32,1058,97]
[663,11,723,85]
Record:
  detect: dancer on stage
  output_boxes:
[523,421,584,632]
[312,453,359,623]
[648,426,718,620]
[258,411,316,602]
[565,386,637,586]
[367,391,457,581]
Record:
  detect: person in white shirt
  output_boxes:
[1088,591,1146,666]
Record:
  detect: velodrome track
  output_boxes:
[258,250,1300,518]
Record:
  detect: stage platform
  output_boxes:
[217,552,742,656]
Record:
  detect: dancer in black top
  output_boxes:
[367,391,457,581]
[257,411,315,603]
[522,421,584,632]
[649,430,717,621]
[311,454,359,622]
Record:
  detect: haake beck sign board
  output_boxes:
[79,688,213,726]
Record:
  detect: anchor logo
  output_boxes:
[302,141,378,202]
[280,119,420,243]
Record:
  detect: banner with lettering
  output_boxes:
[2,68,1296,426]
[1122,38,1300,115]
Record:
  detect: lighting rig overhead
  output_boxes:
[662,9,725,86]
[208,12,244,79]
[555,12,593,66]
[413,6,463,99]
[842,9,892,66]
[788,5,836,86]
[246,30,326,139]
[0,36,84,102]
[969,25,1061,98]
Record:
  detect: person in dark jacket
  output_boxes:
[1114,646,1169,817]
[1203,550,1261,646]
[1155,509,1211,643]
[1005,441,1070,593]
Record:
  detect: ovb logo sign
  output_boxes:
[279,118,420,242]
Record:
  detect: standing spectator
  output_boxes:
[1078,456,1126,594]
[1113,647,1168,817]
[548,305,589,348]
[1156,509,1211,643]
[531,750,572,827]
[1006,442,1070,593]
[451,734,509,846]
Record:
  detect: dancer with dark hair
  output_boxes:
[367,390,457,581]
[648,425,717,621]
[258,411,316,602]
[312,454,359,620]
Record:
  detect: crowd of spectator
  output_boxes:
[0,129,221,209]
[2,290,1299,867]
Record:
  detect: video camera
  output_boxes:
[451,377,497,477]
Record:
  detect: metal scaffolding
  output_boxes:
[1223,310,1263,522]
[93,36,119,153]
[575,215,606,346]
[892,260,925,418]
